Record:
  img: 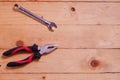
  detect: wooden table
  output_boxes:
[0,0,120,80]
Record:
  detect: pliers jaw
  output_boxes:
[38,44,58,55]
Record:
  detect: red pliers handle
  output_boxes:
[3,44,41,67]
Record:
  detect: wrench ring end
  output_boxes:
[14,4,20,10]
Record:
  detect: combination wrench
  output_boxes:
[14,4,57,32]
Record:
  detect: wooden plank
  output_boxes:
[0,74,120,80]
[0,24,120,48]
[0,2,120,24]
[0,49,120,73]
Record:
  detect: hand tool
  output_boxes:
[13,4,57,32]
[3,44,58,67]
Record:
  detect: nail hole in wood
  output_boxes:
[41,16,44,18]
[71,7,76,12]
[16,40,24,46]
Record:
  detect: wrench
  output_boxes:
[14,4,57,32]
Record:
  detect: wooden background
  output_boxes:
[0,0,120,80]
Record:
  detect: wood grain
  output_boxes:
[0,24,120,48]
[0,2,120,24]
[0,1,120,80]
[0,74,120,80]
[0,49,120,73]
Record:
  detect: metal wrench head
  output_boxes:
[38,44,58,55]
[14,4,21,10]
[48,22,57,32]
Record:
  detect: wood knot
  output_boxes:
[16,40,24,46]
[71,7,76,12]
[42,76,46,79]
[90,59,100,68]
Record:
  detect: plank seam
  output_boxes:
[0,1,120,3]
[0,72,120,74]
[1,48,120,50]
[1,24,120,26]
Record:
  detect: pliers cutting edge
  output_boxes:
[3,44,58,67]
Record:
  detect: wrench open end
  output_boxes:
[48,22,57,32]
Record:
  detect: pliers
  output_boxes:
[3,44,58,67]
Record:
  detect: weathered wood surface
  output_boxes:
[0,2,120,24]
[0,74,120,80]
[0,25,120,48]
